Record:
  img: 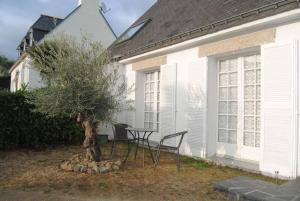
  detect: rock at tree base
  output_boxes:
[60,154,122,174]
[60,161,73,171]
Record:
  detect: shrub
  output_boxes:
[0,90,83,150]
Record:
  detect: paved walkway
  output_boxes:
[214,176,300,201]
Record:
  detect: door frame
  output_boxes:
[216,52,261,162]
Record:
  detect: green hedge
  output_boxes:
[0,90,84,150]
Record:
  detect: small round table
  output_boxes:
[125,127,157,167]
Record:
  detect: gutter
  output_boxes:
[124,0,299,58]
[119,7,300,64]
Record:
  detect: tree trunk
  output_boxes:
[82,119,101,162]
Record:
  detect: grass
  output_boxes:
[0,143,285,201]
[182,156,210,169]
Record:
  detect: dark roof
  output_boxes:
[32,14,64,32]
[110,0,300,59]
[17,15,64,49]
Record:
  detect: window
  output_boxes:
[243,55,261,147]
[144,71,160,131]
[217,54,261,148]
[218,59,238,144]
[117,20,149,43]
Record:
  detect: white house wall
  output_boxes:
[126,64,136,127]
[97,63,128,139]
[27,67,44,90]
[11,0,116,92]
[276,22,300,174]
[10,61,24,92]
[124,47,210,158]
[261,42,296,179]
[10,57,43,92]
[120,18,300,178]
[260,20,300,179]
[206,58,218,158]
[276,21,300,43]
[165,48,209,158]
[46,1,115,48]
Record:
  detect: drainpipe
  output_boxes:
[292,39,299,179]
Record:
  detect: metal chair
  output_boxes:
[154,131,188,171]
[110,123,135,163]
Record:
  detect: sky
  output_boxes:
[0,0,156,60]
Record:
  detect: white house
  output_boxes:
[9,0,116,92]
[108,0,300,179]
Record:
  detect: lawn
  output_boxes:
[0,143,280,201]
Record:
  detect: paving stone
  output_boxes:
[230,187,261,195]
[263,198,287,201]
[215,177,300,201]
[276,195,298,201]
[245,190,273,201]
[292,195,300,201]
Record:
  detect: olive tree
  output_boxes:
[28,35,131,162]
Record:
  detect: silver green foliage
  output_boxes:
[28,35,133,123]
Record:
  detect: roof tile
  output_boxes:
[110,0,300,59]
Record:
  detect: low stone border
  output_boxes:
[60,154,122,174]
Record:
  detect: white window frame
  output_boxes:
[242,55,261,148]
[144,70,160,131]
[217,58,239,144]
[217,53,261,148]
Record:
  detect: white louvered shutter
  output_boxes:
[186,59,208,157]
[262,42,296,177]
[125,65,136,127]
[160,64,177,142]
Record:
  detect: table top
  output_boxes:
[125,127,157,133]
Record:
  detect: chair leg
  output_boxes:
[111,140,116,159]
[154,149,161,168]
[147,140,155,163]
[123,140,133,165]
[134,138,139,160]
[176,149,180,172]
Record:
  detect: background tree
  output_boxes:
[0,55,14,77]
[28,35,131,162]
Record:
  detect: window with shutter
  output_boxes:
[217,54,261,148]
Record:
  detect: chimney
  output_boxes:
[77,0,99,8]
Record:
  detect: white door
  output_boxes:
[216,54,261,162]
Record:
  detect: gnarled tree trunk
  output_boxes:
[78,114,101,162]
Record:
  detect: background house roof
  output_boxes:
[109,0,300,60]
[17,15,64,50]
[32,14,64,32]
